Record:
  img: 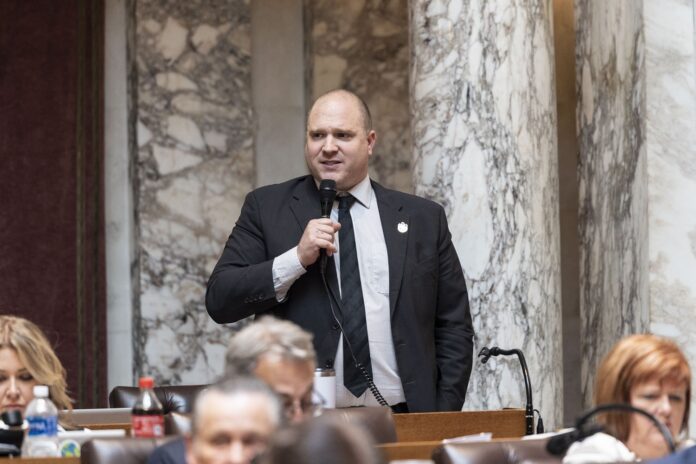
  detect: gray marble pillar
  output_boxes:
[410,0,563,427]
[577,0,696,431]
[576,0,648,408]
[130,0,253,384]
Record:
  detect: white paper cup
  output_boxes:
[313,368,336,409]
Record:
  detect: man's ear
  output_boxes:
[367,130,377,156]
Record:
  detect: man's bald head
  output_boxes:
[308,89,372,133]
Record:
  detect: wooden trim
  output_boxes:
[393,409,526,442]
[378,441,442,461]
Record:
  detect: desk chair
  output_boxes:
[80,436,178,464]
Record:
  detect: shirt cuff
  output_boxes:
[272,246,307,302]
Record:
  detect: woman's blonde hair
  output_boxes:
[0,315,72,410]
[594,334,691,441]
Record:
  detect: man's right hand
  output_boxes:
[297,218,341,268]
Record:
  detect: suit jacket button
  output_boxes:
[325,359,333,368]
[332,324,339,330]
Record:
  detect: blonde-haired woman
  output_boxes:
[0,315,71,415]
[564,334,692,462]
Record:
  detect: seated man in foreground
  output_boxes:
[187,377,283,464]
[148,317,317,464]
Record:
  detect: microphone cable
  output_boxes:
[319,268,388,407]
[316,178,387,407]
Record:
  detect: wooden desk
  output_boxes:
[71,422,130,432]
[393,409,526,442]
[1,408,524,462]
[378,440,442,461]
[60,409,131,433]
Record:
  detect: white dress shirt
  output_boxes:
[271,175,405,406]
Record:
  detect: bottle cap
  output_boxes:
[139,377,154,389]
[33,385,49,397]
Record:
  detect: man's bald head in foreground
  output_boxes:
[308,89,373,133]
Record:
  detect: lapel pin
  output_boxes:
[397,222,408,233]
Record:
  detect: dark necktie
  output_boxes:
[338,194,372,397]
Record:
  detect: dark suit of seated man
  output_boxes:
[206,89,474,412]
[648,445,696,464]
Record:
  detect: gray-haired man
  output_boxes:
[225,316,317,423]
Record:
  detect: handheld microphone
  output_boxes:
[318,179,337,275]
[546,403,675,456]
[478,346,537,434]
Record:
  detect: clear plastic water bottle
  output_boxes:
[131,377,164,438]
[21,385,59,457]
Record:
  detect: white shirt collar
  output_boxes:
[343,175,373,208]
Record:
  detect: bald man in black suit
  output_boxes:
[206,89,474,412]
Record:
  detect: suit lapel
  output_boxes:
[373,182,409,316]
[289,176,320,233]
[289,176,340,302]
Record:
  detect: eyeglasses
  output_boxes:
[281,392,326,420]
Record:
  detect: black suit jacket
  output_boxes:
[206,176,474,411]
[147,438,185,464]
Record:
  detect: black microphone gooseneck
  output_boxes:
[318,179,337,276]
[315,179,388,407]
[478,346,536,435]
[546,403,676,456]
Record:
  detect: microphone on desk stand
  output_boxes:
[545,403,675,456]
[478,346,540,435]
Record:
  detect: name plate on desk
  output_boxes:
[393,409,526,442]
[60,408,131,430]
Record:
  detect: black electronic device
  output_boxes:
[0,410,23,457]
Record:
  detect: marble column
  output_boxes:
[577,0,696,431]
[410,0,563,427]
[129,0,253,384]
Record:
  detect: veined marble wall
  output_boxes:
[644,0,696,392]
[577,0,696,431]
[130,0,253,384]
[410,0,563,427]
[575,0,649,404]
[307,0,412,192]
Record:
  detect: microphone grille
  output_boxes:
[319,179,337,192]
